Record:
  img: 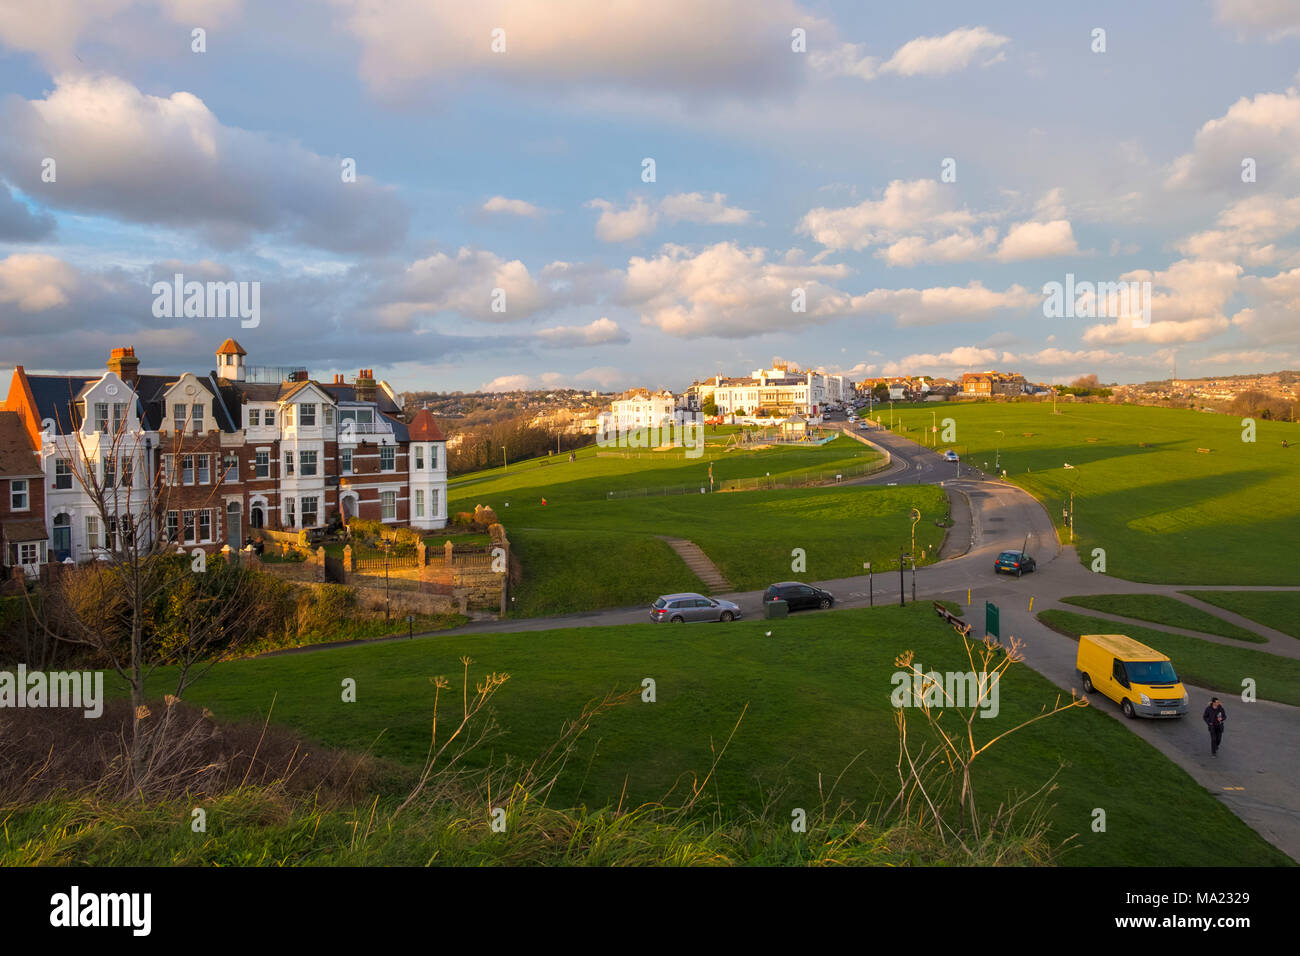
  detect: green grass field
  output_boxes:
[1038,609,1300,706]
[450,434,947,615]
[882,401,1300,585]
[1182,591,1300,641]
[117,605,1289,866]
[1059,594,1264,642]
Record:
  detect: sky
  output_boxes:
[2,0,1300,394]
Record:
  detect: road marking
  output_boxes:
[1223,786,1245,791]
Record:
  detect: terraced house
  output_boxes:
[0,340,447,568]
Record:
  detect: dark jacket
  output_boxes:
[1203,703,1226,728]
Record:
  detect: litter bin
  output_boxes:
[764,599,788,620]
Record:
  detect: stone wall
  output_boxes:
[333,524,510,614]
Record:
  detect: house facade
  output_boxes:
[0,340,447,567]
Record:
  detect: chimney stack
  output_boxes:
[355,368,376,403]
[107,347,139,387]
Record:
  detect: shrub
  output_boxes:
[296,584,359,637]
[472,504,499,529]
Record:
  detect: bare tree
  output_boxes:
[24,385,264,793]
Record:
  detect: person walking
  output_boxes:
[1203,697,1227,756]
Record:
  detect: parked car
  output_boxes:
[650,593,741,623]
[762,582,835,611]
[858,422,871,430]
[993,550,1036,577]
[943,449,960,462]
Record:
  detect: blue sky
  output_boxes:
[2,0,1300,393]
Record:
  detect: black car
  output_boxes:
[763,582,835,611]
[993,550,1036,577]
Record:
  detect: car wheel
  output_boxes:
[1016,568,1022,578]
[1081,673,1093,694]
[1121,699,1136,719]
[720,611,734,622]
[819,598,831,609]
[670,615,685,624]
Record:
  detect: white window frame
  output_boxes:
[10,478,29,511]
[380,490,396,521]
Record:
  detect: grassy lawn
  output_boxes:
[1182,591,1300,641]
[886,401,1300,585]
[449,433,946,614]
[1038,609,1300,706]
[117,605,1289,866]
[1059,594,1264,643]
[510,529,706,616]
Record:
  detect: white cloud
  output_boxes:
[995,219,1080,261]
[535,317,629,347]
[586,197,659,242]
[0,0,243,69]
[621,241,854,338]
[0,253,78,311]
[1166,87,1300,193]
[1081,259,1241,345]
[801,180,1079,265]
[812,26,1010,82]
[0,74,408,252]
[482,196,543,218]
[1214,0,1300,39]
[377,247,545,325]
[879,229,997,267]
[853,282,1039,327]
[799,179,976,252]
[880,26,1011,77]
[1231,266,1300,343]
[659,192,753,225]
[480,374,533,392]
[1176,193,1300,266]
[587,192,753,241]
[324,0,819,100]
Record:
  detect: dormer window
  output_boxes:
[264,409,275,427]
[192,404,204,432]
[95,402,109,433]
[174,404,187,432]
[300,403,316,427]
[248,409,260,427]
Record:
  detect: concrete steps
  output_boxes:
[661,537,731,592]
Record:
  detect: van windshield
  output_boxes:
[1126,660,1179,684]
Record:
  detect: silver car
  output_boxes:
[650,593,742,623]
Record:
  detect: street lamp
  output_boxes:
[994,430,1004,473]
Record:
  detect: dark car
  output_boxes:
[993,550,1036,577]
[763,582,835,611]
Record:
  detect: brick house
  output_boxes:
[0,410,46,577]
[0,340,447,565]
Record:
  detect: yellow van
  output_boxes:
[1076,634,1188,719]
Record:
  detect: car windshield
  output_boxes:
[1126,660,1179,684]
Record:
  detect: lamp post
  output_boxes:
[864,561,873,607]
[502,446,507,471]
[995,430,1003,473]
[931,410,936,447]
[898,547,905,607]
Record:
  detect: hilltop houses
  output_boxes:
[0,339,447,575]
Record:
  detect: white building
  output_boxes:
[605,388,676,431]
